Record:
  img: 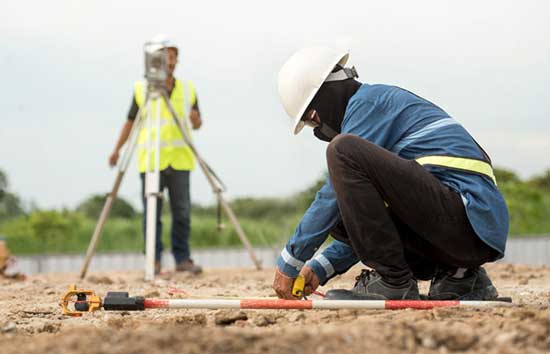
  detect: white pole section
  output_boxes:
[144,96,159,281]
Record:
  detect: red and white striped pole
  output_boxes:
[144,298,511,310]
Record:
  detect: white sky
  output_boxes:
[1,0,549,210]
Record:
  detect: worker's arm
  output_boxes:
[189,107,201,129]
[306,240,358,285]
[273,176,340,298]
[189,93,202,129]
[110,94,139,167]
[109,120,134,167]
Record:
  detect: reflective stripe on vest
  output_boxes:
[135,79,197,172]
[137,139,189,149]
[415,155,497,185]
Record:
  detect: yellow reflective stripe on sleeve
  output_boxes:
[415,155,497,185]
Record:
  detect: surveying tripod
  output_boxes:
[79,80,262,281]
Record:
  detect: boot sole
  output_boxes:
[325,289,420,301]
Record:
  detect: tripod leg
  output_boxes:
[79,172,124,279]
[218,194,262,270]
[160,90,262,270]
[79,94,149,279]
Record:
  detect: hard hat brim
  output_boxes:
[291,52,349,135]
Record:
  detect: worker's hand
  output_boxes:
[189,109,201,129]
[109,151,119,167]
[300,265,320,296]
[273,268,298,300]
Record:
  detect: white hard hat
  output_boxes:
[145,34,178,53]
[277,46,350,135]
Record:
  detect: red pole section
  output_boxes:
[142,298,510,310]
[144,299,170,308]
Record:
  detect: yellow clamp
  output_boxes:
[60,284,102,317]
[292,274,305,298]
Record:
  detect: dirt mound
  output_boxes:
[0,263,549,354]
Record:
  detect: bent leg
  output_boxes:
[326,134,493,283]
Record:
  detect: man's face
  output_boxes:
[301,109,321,128]
[167,48,178,76]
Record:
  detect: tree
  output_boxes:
[295,174,327,212]
[76,194,137,219]
[0,169,7,193]
[0,169,24,220]
[493,167,521,184]
[528,169,550,190]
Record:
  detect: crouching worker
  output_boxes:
[272,47,509,301]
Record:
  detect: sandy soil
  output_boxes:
[0,263,549,354]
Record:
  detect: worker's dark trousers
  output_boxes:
[326,134,497,284]
[140,166,191,264]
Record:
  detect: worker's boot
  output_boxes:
[175,259,203,275]
[428,267,498,300]
[325,269,420,300]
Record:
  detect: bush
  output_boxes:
[494,167,521,184]
[76,194,137,219]
[528,169,550,190]
[0,210,87,253]
[499,179,550,235]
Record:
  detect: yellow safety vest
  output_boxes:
[135,79,197,173]
[415,155,497,185]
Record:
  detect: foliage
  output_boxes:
[0,193,25,220]
[194,197,301,222]
[294,175,327,211]
[494,167,521,184]
[0,210,86,253]
[76,194,137,219]
[528,169,550,190]
[498,169,550,235]
[0,211,297,254]
[0,169,7,191]
[0,168,25,220]
[1,167,550,255]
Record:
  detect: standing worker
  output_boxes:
[273,46,509,300]
[109,36,203,275]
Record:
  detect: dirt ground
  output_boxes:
[0,263,549,354]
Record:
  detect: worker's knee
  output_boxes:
[326,134,362,167]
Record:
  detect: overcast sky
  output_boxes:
[1,0,549,210]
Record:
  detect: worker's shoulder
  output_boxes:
[351,83,401,101]
[361,83,416,97]
[359,84,432,107]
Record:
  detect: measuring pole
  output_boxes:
[144,298,513,310]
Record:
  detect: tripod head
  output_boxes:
[143,38,173,90]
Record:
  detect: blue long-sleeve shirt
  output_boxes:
[277,84,509,284]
